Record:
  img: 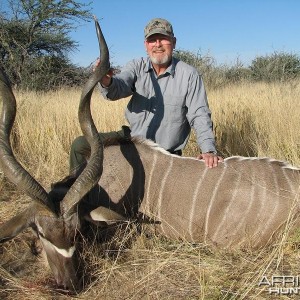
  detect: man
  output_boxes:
[70,18,223,173]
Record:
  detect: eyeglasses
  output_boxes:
[146,37,173,46]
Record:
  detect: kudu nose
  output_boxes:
[56,277,83,294]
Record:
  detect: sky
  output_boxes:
[13,0,300,68]
[68,0,300,68]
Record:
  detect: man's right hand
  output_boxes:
[93,59,114,87]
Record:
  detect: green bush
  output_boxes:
[18,56,89,91]
[250,52,300,82]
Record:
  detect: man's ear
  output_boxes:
[173,37,177,49]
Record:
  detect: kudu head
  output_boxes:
[0,17,110,292]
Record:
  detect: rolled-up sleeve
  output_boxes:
[186,73,216,153]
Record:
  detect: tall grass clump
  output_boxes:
[183,80,300,167]
[209,80,300,165]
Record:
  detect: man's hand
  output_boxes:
[197,152,224,168]
[93,58,114,87]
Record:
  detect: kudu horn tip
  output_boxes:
[93,15,104,23]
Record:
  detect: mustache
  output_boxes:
[152,46,165,51]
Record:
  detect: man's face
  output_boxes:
[145,34,176,66]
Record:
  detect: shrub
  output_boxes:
[250,52,300,82]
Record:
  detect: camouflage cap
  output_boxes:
[144,18,174,39]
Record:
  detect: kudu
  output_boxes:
[1,18,300,294]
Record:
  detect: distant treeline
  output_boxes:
[3,48,300,92]
[174,49,300,89]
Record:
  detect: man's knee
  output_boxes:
[71,135,89,154]
[69,135,90,174]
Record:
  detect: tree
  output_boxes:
[0,0,92,89]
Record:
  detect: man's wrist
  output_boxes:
[100,76,112,88]
[206,150,217,155]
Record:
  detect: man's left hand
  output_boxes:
[197,152,224,168]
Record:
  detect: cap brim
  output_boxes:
[145,29,173,39]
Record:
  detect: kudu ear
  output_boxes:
[86,206,126,224]
[0,205,35,243]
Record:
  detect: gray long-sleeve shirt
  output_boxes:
[100,56,216,153]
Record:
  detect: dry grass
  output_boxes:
[211,80,300,164]
[1,80,300,299]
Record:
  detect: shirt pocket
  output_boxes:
[163,95,187,123]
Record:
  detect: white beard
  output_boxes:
[149,52,172,65]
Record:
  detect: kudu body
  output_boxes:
[1,17,300,294]
[95,140,300,248]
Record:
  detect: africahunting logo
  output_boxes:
[259,275,300,295]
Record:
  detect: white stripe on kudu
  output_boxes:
[211,167,242,242]
[189,167,209,241]
[156,155,174,234]
[204,165,227,243]
[40,236,76,258]
[145,150,158,211]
